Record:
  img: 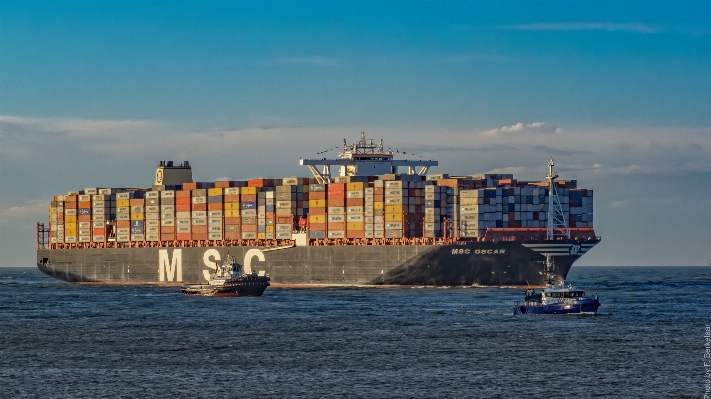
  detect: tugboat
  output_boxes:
[180,253,270,297]
[513,254,600,315]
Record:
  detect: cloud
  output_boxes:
[485,166,530,176]
[0,199,47,222]
[480,122,561,138]
[610,200,630,208]
[274,57,340,67]
[500,22,658,34]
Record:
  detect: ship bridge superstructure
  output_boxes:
[300,132,438,183]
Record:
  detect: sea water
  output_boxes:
[0,266,708,398]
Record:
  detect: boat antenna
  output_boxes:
[546,157,570,240]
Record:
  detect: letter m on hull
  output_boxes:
[159,249,182,282]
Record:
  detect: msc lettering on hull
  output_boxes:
[159,249,182,281]
[451,248,505,255]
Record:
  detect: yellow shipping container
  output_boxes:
[347,222,364,230]
[309,199,327,208]
[224,210,240,217]
[385,205,403,214]
[65,215,77,223]
[224,202,240,210]
[65,228,77,235]
[116,199,130,207]
[64,222,77,229]
[373,202,384,210]
[241,187,257,195]
[208,188,223,196]
[266,225,274,233]
[309,215,326,223]
[131,213,145,220]
[385,213,403,222]
[257,232,266,240]
[346,182,364,191]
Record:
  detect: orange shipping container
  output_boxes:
[327,222,345,230]
[266,211,275,218]
[242,224,258,232]
[176,190,191,198]
[224,217,241,225]
[276,216,292,224]
[346,198,364,206]
[176,197,191,205]
[191,232,208,240]
[160,233,175,241]
[208,203,223,211]
[129,198,145,206]
[116,220,131,228]
[224,194,240,202]
[192,203,207,211]
[78,201,91,208]
[241,194,257,202]
[161,226,175,234]
[214,180,231,188]
[328,198,345,207]
[310,207,326,215]
[192,225,207,234]
[247,179,265,187]
[92,228,104,235]
[310,223,326,231]
[373,188,384,195]
[176,204,190,212]
[346,230,365,239]
[310,191,326,200]
[176,233,191,241]
[225,232,241,240]
[328,191,345,199]
[327,183,345,192]
[78,215,91,222]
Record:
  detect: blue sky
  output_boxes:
[2,1,711,266]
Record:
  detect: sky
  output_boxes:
[1,1,710,266]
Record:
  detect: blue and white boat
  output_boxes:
[513,254,600,315]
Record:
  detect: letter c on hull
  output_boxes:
[243,249,265,274]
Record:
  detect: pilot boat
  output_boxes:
[180,254,270,297]
[513,254,600,315]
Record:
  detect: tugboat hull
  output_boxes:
[513,299,600,315]
[181,275,270,297]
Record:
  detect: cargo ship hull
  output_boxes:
[37,240,598,287]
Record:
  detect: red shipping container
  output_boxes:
[208,203,223,211]
[225,232,241,240]
[310,191,326,200]
[224,217,241,225]
[176,233,191,241]
[276,216,292,224]
[297,200,303,208]
[328,191,345,199]
[192,203,207,211]
[92,228,104,235]
[346,198,364,206]
[310,223,326,230]
[247,179,265,187]
[327,183,345,192]
[176,204,190,212]
[265,211,274,218]
[224,194,240,202]
[191,232,208,240]
[302,193,309,200]
[347,231,365,239]
[328,198,345,207]
[192,225,207,233]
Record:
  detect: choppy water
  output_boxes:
[0,266,709,398]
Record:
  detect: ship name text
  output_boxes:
[452,249,505,255]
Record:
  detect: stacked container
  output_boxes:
[308,184,327,239]
[115,192,131,242]
[383,180,405,238]
[145,191,160,241]
[191,188,207,241]
[207,187,223,240]
[91,191,115,243]
[240,186,257,240]
[275,184,296,240]
[130,193,145,242]
[159,190,175,241]
[63,195,77,244]
[346,182,365,239]
[326,183,345,239]
[223,186,241,240]
[77,194,92,243]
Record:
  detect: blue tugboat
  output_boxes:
[513,158,600,315]
[513,254,600,315]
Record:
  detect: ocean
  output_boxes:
[1,266,708,398]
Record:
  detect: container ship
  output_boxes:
[36,133,599,287]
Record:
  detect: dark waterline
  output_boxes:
[1,266,708,398]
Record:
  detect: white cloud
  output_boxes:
[0,199,47,222]
[480,122,559,138]
[610,200,630,208]
[501,22,658,34]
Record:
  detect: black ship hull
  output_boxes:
[37,240,598,287]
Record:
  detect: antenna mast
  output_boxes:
[545,157,570,240]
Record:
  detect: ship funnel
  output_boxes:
[155,160,193,186]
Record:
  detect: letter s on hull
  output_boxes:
[243,249,265,274]
[202,249,221,281]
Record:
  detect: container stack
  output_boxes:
[48,200,59,244]
[130,193,145,242]
[191,188,208,241]
[223,187,241,240]
[115,192,132,242]
[459,189,483,238]
[346,182,365,239]
[91,190,115,243]
[159,190,175,241]
[275,183,296,240]
[308,184,327,239]
[240,186,257,240]
[568,189,593,228]
[383,180,405,239]
[145,191,160,241]
[424,185,446,238]
[77,194,91,243]
[63,195,77,244]
[326,183,345,239]
[207,187,223,241]
[175,189,191,241]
